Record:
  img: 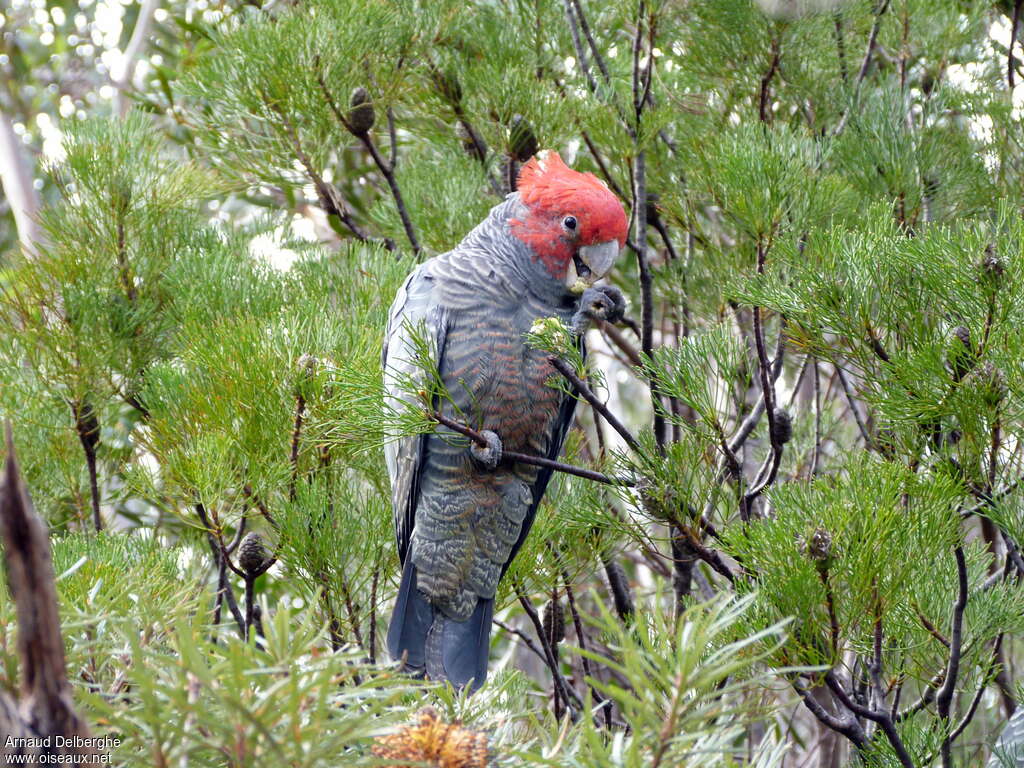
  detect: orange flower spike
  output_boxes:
[371,708,489,768]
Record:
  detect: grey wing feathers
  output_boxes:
[382,261,447,565]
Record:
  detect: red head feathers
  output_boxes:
[510,151,628,279]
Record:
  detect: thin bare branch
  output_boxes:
[0,109,44,255]
[112,0,160,117]
[548,355,641,453]
[429,410,635,486]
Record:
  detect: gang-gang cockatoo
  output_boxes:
[383,150,628,690]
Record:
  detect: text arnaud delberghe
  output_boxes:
[4,735,121,763]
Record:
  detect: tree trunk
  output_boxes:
[0,423,99,763]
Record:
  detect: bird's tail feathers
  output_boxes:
[388,560,493,691]
[423,597,492,692]
[387,559,433,673]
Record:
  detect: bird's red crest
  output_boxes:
[510,151,628,277]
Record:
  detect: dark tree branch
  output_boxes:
[602,555,635,621]
[1010,0,1022,91]
[758,36,781,124]
[515,582,582,719]
[243,574,258,641]
[834,12,848,82]
[195,503,245,637]
[948,634,1004,743]
[599,320,644,367]
[559,561,610,727]
[581,132,626,199]
[741,244,785,517]
[289,392,306,502]
[548,356,641,453]
[914,604,950,648]
[71,399,102,532]
[628,0,664,452]
[649,212,680,263]
[825,672,915,768]
[896,669,943,723]
[820,569,840,658]
[429,410,635,486]
[493,617,546,663]
[386,106,399,170]
[632,150,663,450]
[212,506,247,636]
[865,323,891,363]
[836,365,873,449]
[315,67,421,255]
[936,545,968,768]
[570,0,611,86]
[834,0,891,137]
[670,528,697,612]
[562,0,599,95]
[870,598,886,711]
[368,552,381,664]
[678,526,735,584]
[270,98,372,245]
[338,575,365,650]
[792,678,867,746]
[0,425,94,755]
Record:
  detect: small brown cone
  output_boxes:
[347,87,375,135]
[238,532,269,575]
[542,598,565,645]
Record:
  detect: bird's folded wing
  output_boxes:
[382,261,448,565]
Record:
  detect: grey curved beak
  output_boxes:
[578,240,621,280]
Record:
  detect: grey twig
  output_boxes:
[836,364,873,449]
[948,634,1003,743]
[562,0,599,94]
[599,321,644,367]
[834,12,848,82]
[791,678,867,747]
[758,36,781,123]
[602,555,635,621]
[741,244,785,517]
[570,0,611,85]
[557,558,611,727]
[289,392,306,502]
[195,503,245,638]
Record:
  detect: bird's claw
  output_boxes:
[571,285,627,334]
[470,429,503,470]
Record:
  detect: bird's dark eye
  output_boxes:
[563,216,578,231]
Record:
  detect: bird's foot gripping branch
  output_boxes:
[571,284,627,334]
[468,429,503,470]
[428,409,634,488]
